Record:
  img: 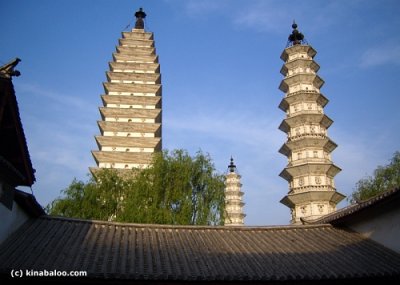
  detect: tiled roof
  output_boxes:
[1,216,400,282]
[303,187,400,225]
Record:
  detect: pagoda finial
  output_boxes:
[287,20,306,47]
[134,8,147,29]
[228,156,236,173]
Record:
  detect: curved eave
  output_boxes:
[122,31,154,40]
[279,74,324,93]
[95,136,161,149]
[103,82,161,95]
[99,107,161,120]
[226,201,245,207]
[116,46,156,56]
[106,72,161,84]
[112,53,159,64]
[280,191,346,208]
[279,113,333,133]
[225,190,244,197]
[92,151,154,164]
[97,121,161,134]
[278,137,338,156]
[119,38,155,48]
[279,163,341,181]
[101,95,161,108]
[109,62,160,73]
[278,92,328,111]
[280,45,317,62]
[280,59,320,76]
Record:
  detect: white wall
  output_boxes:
[0,201,30,244]
[347,206,400,253]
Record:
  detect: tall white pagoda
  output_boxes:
[91,8,162,173]
[224,157,245,226]
[278,23,345,224]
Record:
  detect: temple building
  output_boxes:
[278,23,345,224]
[91,8,162,173]
[224,157,245,226]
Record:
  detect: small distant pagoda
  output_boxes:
[91,8,162,173]
[278,23,345,224]
[224,157,245,226]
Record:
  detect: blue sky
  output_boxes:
[2,0,400,225]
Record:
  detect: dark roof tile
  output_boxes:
[1,216,400,281]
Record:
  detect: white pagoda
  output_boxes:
[278,23,345,224]
[224,158,245,226]
[91,8,162,173]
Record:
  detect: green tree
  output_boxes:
[46,149,226,225]
[349,151,400,203]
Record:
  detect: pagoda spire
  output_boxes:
[134,8,147,29]
[224,157,245,226]
[278,23,345,224]
[228,156,236,173]
[287,21,307,47]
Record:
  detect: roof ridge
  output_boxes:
[41,215,332,231]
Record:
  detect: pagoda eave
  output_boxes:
[97,121,161,134]
[278,91,328,111]
[279,74,325,93]
[280,45,317,62]
[116,46,156,56]
[112,53,159,64]
[119,38,155,48]
[101,95,161,107]
[99,107,161,119]
[106,71,161,84]
[95,136,161,149]
[280,191,346,208]
[279,163,341,181]
[109,62,160,73]
[122,31,154,40]
[278,113,333,133]
[92,151,154,164]
[280,59,320,76]
[279,137,338,156]
[103,82,161,94]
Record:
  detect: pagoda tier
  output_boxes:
[278,23,345,224]
[91,9,162,172]
[106,72,161,84]
[224,158,246,226]
[101,95,161,108]
[97,121,161,136]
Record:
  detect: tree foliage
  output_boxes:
[349,151,400,203]
[46,149,226,225]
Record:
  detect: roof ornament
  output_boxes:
[287,21,308,47]
[228,157,237,173]
[0,58,21,79]
[134,8,147,29]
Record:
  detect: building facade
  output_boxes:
[278,23,345,224]
[224,158,245,226]
[91,8,162,172]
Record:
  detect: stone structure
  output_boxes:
[91,8,162,172]
[278,23,345,224]
[224,158,245,226]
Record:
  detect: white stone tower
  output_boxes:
[278,23,345,224]
[91,8,162,173]
[224,157,245,226]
